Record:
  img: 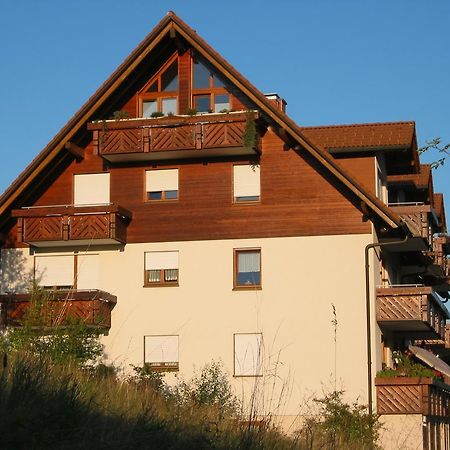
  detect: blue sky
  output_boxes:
[0,1,449,210]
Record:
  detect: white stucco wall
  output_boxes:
[2,233,379,420]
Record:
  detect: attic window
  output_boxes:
[192,59,230,113]
[140,57,179,116]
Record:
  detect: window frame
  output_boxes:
[138,54,179,117]
[233,248,262,290]
[144,168,179,203]
[233,333,263,377]
[143,335,179,372]
[144,251,179,288]
[191,58,231,113]
[232,164,261,204]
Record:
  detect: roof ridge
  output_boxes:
[301,121,415,130]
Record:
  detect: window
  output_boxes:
[140,58,178,116]
[192,59,230,113]
[234,333,262,376]
[234,249,261,289]
[35,254,100,290]
[233,165,260,203]
[76,254,99,290]
[73,173,110,206]
[145,169,178,201]
[144,251,179,286]
[35,255,74,289]
[144,335,179,371]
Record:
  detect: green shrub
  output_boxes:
[296,390,381,449]
[0,288,103,367]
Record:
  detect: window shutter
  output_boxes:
[145,251,179,270]
[74,173,110,206]
[77,254,99,290]
[234,333,262,376]
[144,335,179,364]
[233,165,260,198]
[35,255,74,287]
[146,169,178,192]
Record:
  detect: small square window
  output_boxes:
[233,165,260,203]
[234,333,262,376]
[144,251,179,287]
[234,249,261,289]
[145,169,178,201]
[144,335,179,371]
[143,100,158,118]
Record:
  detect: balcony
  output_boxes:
[389,203,438,245]
[420,324,450,350]
[375,377,450,417]
[0,289,117,330]
[12,204,132,247]
[87,111,260,162]
[376,286,449,339]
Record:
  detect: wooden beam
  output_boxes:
[65,142,85,160]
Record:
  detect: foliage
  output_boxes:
[419,137,450,169]
[296,390,381,449]
[181,360,240,414]
[111,110,131,120]
[0,288,103,367]
[129,363,169,397]
[150,111,165,118]
[0,353,296,450]
[218,108,229,113]
[243,111,257,148]
[376,351,436,378]
[186,108,197,116]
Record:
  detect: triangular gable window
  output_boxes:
[140,56,179,116]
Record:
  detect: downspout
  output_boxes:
[365,231,409,415]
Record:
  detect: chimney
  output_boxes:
[264,93,287,113]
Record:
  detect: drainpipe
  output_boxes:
[365,233,409,415]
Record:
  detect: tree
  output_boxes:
[419,138,450,169]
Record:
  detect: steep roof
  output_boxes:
[0,11,403,230]
[301,122,415,151]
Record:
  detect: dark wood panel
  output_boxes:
[5,129,373,246]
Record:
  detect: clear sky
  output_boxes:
[0,1,449,210]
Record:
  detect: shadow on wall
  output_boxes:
[0,239,34,295]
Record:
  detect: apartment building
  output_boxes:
[0,12,449,449]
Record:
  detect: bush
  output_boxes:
[296,390,381,449]
[0,288,103,367]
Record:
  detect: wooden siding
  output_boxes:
[3,129,374,245]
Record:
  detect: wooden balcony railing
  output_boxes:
[0,289,117,329]
[12,204,132,247]
[87,111,260,162]
[421,324,450,350]
[375,377,450,417]
[376,286,449,339]
[389,203,436,245]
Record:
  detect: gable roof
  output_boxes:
[301,122,415,152]
[0,11,403,230]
